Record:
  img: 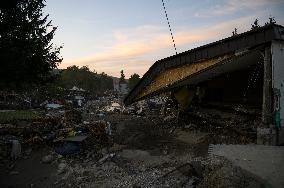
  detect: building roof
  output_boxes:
[124,24,284,105]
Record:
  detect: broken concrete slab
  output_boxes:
[209,144,284,188]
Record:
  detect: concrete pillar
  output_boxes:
[262,46,272,126]
[258,45,274,145]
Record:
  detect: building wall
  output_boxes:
[112,78,128,94]
[119,83,128,95]
[113,79,120,91]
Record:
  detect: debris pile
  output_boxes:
[0,99,112,162]
[199,156,266,188]
[0,91,262,187]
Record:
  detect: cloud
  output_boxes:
[60,16,256,78]
[194,0,283,17]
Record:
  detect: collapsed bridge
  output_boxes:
[124,23,284,145]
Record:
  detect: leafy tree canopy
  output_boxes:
[128,73,140,90]
[0,0,62,89]
[58,65,113,93]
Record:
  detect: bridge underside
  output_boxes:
[124,24,284,145]
[134,49,263,106]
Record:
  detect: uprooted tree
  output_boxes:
[0,0,62,89]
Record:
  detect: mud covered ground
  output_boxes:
[0,110,265,188]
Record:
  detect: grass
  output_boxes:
[0,110,41,123]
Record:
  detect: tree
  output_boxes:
[99,72,113,91]
[0,0,62,89]
[128,73,140,90]
[119,70,125,83]
[232,28,237,36]
[58,66,98,92]
[57,65,113,93]
[265,16,276,25]
[251,19,260,30]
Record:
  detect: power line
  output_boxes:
[161,0,177,55]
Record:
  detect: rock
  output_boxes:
[184,123,196,129]
[164,115,175,122]
[84,159,90,163]
[97,113,105,117]
[98,153,115,164]
[42,154,54,164]
[9,171,19,175]
[101,148,108,155]
[11,140,21,160]
[25,148,32,156]
[163,149,169,155]
[57,163,67,174]
[57,154,63,159]
[136,107,143,115]
[7,163,15,170]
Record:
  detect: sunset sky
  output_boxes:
[45,0,284,78]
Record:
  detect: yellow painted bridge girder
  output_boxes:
[136,54,232,100]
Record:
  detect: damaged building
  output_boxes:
[124,23,284,145]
